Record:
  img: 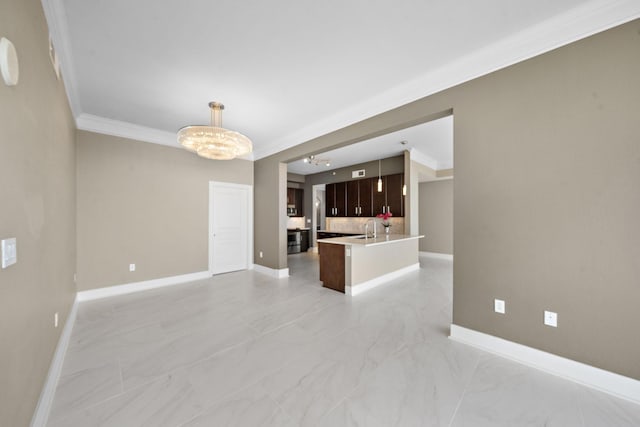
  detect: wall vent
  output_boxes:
[352,169,366,178]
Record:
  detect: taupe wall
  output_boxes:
[0,1,77,425]
[451,21,640,380]
[76,131,252,290]
[254,20,640,379]
[419,180,453,254]
[254,159,287,269]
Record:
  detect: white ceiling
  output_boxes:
[45,1,640,162]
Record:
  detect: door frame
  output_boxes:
[311,184,326,251]
[208,181,254,275]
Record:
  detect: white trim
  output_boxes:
[252,263,289,278]
[30,296,79,427]
[449,324,640,405]
[40,0,82,117]
[76,271,209,302]
[348,263,420,296]
[409,148,439,171]
[419,251,453,261]
[76,114,179,148]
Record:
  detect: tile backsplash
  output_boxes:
[287,216,306,229]
[325,217,405,234]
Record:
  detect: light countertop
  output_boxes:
[317,234,424,247]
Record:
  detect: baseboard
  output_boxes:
[31,296,79,427]
[348,263,420,296]
[449,324,640,405]
[252,263,289,278]
[419,251,453,260]
[77,271,210,301]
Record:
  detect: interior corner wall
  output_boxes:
[0,1,77,425]
[418,180,453,254]
[405,155,417,235]
[261,19,640,380]
[254,157,288,269]
[76,131,253,290]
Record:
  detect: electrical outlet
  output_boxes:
[544,310,558,327]
[54,312,59,328]
[259,251,263,258]
[494,299,505,314]
[1,237,17,269]
[129,263,136,272]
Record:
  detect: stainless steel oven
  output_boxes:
[287,230,301,254]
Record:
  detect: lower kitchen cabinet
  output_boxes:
[318,242,345,293]
[300,230,309,252]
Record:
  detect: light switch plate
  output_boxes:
[494,299,505,314]
[544,310,558,327]
[1,237,17,269]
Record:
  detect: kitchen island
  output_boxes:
[317,234,423,295]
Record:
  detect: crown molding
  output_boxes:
[41,0,82,117]
[253,0,640,160]
[76,114,179,147]
[76,114,256,160]
[409,148,439,171]
[43,0,640,159]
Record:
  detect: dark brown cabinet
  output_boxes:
[386,173,404,217]
[326,182,346,217]
[346,178,373,217]
[372,173,404,217]
[346,178,371,217]
[300,230,309,252]
[372,177,386,216]
[287,187,304,217]
[326,174,403,218]
[319,242,345,293]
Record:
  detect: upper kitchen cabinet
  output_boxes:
[346,178,372,217]
[372,173,404,217]
[386,173,404,216]
[326,182,346,217]
[287,187,304,217]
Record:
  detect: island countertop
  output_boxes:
[317,234,423,247]
[318,234,423,295]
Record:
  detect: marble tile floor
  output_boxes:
[47,253,640,426]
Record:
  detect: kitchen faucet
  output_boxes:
[364,218,377,239]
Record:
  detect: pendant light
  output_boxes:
[377,159,383,192]
[177,102,252,160]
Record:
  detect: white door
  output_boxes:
[209,182,252,275]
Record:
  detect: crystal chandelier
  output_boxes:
[177,102,252,160]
